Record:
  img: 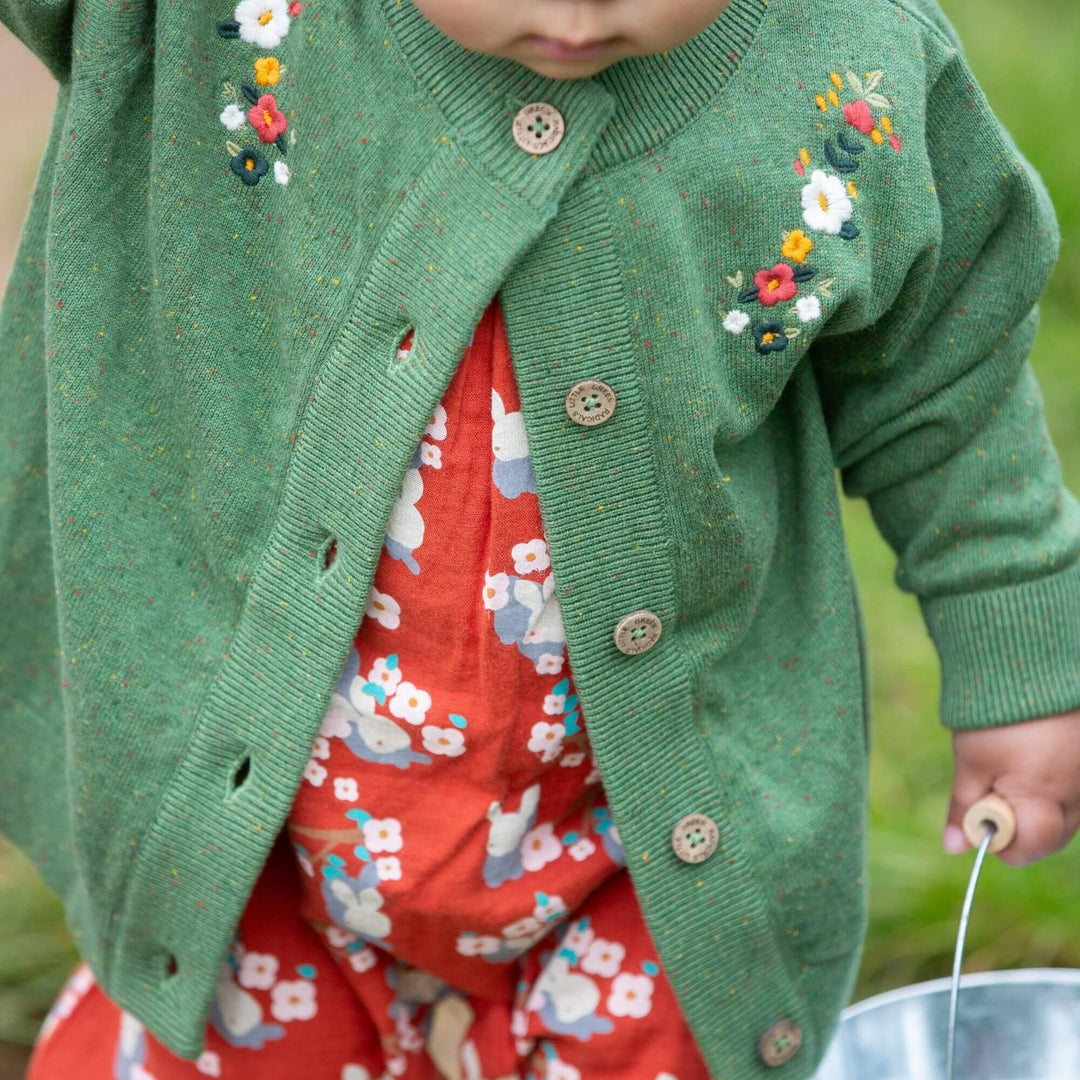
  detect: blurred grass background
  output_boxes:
[0,0,1078,1070]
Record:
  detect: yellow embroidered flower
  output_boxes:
[830,71,844,91]
[254,56,281,85]
[827,88,841,108]
[815,94,828,113]
[781,230,814,264]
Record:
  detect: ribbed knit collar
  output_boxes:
[378,0,768,172]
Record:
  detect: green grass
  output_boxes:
[0,0,1078,1049]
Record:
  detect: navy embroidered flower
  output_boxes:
[230,146,269,185]
[753,323,789,354]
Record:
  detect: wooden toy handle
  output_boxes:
[962,793,1017,854]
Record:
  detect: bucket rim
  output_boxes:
[840,967,1080,1022]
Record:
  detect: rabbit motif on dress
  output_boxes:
[491,569,567,674]
[207,965,286,1050]
[491,388,536,499]
[482,782,541,888]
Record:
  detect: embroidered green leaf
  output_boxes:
[845,70,864,95]
[815,278,835,299]
[864,70,885,93]
[865,92,891,110]
[225,140,242,157]
[288,128,297,145]
[784,327,800,339]
[222,80,236,96]
[725,270,744,289]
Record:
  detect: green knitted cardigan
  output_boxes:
[1,0,1078,1074]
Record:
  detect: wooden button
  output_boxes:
[565,379,616,426]
[758,1019,802,1067]
[613,610,662,655]
[512,102,565,155]
[670,814,719,864]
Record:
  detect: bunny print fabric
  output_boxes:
[28,297,712,1080]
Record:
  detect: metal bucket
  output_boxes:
[813,968,1080,1080]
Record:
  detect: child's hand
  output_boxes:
[943,709,1080,866]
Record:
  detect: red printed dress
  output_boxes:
[28,297,712,1080]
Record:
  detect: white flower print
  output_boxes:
[561,920,594,955]
[423,403,448,441]
[607,822,622,848]
[723,310,750,335]
[70,966,95,994]
[607,972,654,1018]
[365,586,401,630]
[237,951,278,990]
[512,538,550,576]
[534,894,565,923]
[320,707,351,740]
[368,656,403,697]
[581,938,624,978]
[535,653,564,675]
[419,441,442,468]
[386,1057,408,1078]
[510,1007,529,1037]
[515,1037,535,1059]
[234,0,291,48]
[502,916,542,940]
[521,822,562,872]
[195,1051,222,1077]
[389,681,431,726]
[376,856,402,881]
[796,295,822,322]
[303,759,327,787]
[528,721,565,762]
[342,1067,373,1080]
[362,817,403,854]
[542,692,566,716]
[483,570,510,610]
[348,946,377,973]
[560,751,586,768]
[270,979,318,1022]
[273,160,290,186]
[655,1073,680,1080]
[456,933,502,957]
[547,1061,581,1080]
[421,725,466,757]
[568,836,596,862]
[800,169,853,235]
[219,103,246,131]
[334,776,359,802]
[396,1019,423,1052]
[310,735,331,760]
[131,1067,155,1080]
[296,850,315,877]
[326,925,358,949]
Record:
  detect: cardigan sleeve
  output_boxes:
[811,21,1080,731]
[0,0,74,82]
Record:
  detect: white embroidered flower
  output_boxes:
[535,652,564,675]
[195,1051,222,1077]
[419,441,442,468]
[561,919,594,955]
[560,751,586,768]
[234,0,291,49]
[365,586,401,630]
[389,680,431,726]
[334,776,359,802]
[326,925,358,949]
[502,915,542,940]
[368,656,403,697]
[348,946,377,973]
[533,893,565,922]
[273,160,290,185]
[303,759,327,786]
[310,735,331,760]
[542,692,566,716]
[568,836,596,862]
[581,938,625,978]
[483,570,510,610]
[723,309,750,335]
[376,856,402,881]
[800,169,853,235]
[237,951,279,990]
[512,538,550,576]
[456,933,502,957]
[270,979,318,1022]
[527,721,565,762]
[362,817,403,853]
[423,402,448,441]
[219,103,246,131]
[796,295,822,322]
[421,725,465,757]
[607,972,654,1018]
[521,822,562,872]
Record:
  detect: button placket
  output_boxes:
[671,813,720,864]
[613,609,662,655]
[512,102,566,155]
[565,378,616,426]
[758,1019,803,1067]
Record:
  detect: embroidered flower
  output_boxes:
[310,735,330,760]
[753,263,798,307]
[419,441,441,467]
[796,295,822,323]
[528,721,565,762]
[219,103,246,131]
[581,938,625,978]
[800,170,854,235]
[512,538,551,576]
[568,836,596,861]
[542,691,566,715]
[521,823,563,872]
[388,681,430,726]
[229,146,269,186]
[421,725,466,757]
[270,979,317,1022]
[607,973,654,1018]
[349,946,377,972]
[234,0,291,48]
[248,93,288,144]
[722,310,750,335]
[781,229,814,264]
[376,856,402,881]
[362,817,403,854]
[254,56,281,86]
[237,951,278,990]
[303,759,327,786]
[535,653,564,675]
[274,158,290,184]
[288,0,302,12]
[753,323,789,354]
[365,586,400,629]
[369,656,403,697]
[843,99,876,135]
[483,570,510,610]
[195,1051,222,1077]
[334,776,359,802]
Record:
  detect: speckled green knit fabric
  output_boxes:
[1,0,1079,1075]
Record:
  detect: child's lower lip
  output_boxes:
[528,36,615,61]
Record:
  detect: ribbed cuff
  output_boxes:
[920,560,1080,730]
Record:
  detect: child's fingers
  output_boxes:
[943,761,991,855]
[994,794,1069,868]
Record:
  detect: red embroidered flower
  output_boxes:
[889,133,902,152]
[754,263,798,307]
[843,99,875,135]
[248,93,287,143]
[288,1,301,14]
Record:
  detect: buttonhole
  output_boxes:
[231,755,252,791]
[164,953,178,978]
